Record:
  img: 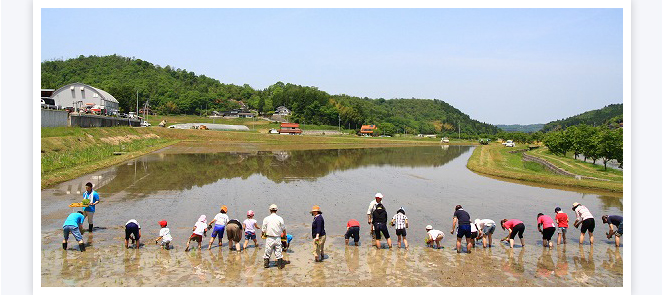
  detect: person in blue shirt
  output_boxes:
[82,182,100,232]
[63,211,86,251]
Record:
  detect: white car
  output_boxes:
[141,121,151,127]
[504,140,515,147]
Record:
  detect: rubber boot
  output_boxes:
[264,258,270,268]
[89,224,93,233]
[79,242,86,252]
[277,258,285,269]
[62,242,67,250]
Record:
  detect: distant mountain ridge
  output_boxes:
[541,103,623,132]
[496,124,544,133]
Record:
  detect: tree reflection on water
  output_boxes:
[99,146,471,195]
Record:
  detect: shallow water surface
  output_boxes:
[41,145,623,287]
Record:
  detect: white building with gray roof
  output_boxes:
[50,82,120,114]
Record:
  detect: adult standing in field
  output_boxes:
[207,205,229,250]
[537,213,556,248]
[554,207,569,245]
[310,205,326,262]
[572,202,595,245]
[62,211,86,251]
[372,203,392,249]
[262,204,288,269]
[602,215,623,247]
[500,219,526,248]
[367,193,384,240]
[474,218,496,248]
[82,182,100,232]
[450,205,473,253]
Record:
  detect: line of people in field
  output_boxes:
[61,188,624,270]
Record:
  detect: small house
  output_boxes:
[275,106,291,116]
[360,125,377,136]
[279,122,302,135]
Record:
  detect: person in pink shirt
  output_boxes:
[500,219,525,248]
[537,213,556,248]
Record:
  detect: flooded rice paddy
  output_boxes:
[41,145,623,287]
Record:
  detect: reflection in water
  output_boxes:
[572,245,595,284]
[536,248,555,278]
[555,245,569,277]
[344,246,360,273]
[597,195,623,211]
[502,248,526,277]
[602,247,623,275]
[97,146,471,195]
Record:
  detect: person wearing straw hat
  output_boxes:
[367,193,384,240]
[571,202,595,245]
[207,205,229,250]
[262,204,288,269]
[310,205,326,262]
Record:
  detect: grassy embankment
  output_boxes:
[146,114,350,132]
[467,143,623,193]
[42,124,474,188]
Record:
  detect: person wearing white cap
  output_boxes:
[425,225,444,249]
[572,202,595,245]
[367,193,384,240]
[262,204,288,269]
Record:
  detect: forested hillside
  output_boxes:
[496,124,544,133]
[42,55,500,135]
[541,104,623,132]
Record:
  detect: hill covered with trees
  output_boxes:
[41,54,500,136]
[495,124,544,133]
[540,104,623,132]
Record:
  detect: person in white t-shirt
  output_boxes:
[185,215,207,252]
[243,210,260,250]
[207,206,230,250]
[474,219,496,248]
[425,225,445,249]
[155,220,173,250]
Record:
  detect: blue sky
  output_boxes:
[41,8,623,125]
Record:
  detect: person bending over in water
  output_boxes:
[425,225,444,249]
[572,202,595,245]
[185,215,207,252]
[537,213,556,248]
[602,215,623,247]
[62,211,86,251]
[391,207,409,249]
[474,218,496,248]
[125,219,141,249]
[345,219,361,246]
[155,220,172,250]
[207,206,229,250]
[500,219,525,248]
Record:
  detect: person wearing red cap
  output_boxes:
[155,220,172,249]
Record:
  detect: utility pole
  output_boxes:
[458,121,461,140]
[136,90,139,119]
[338,113,340,131]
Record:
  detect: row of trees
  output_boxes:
[543,125,623,170]
[41,55,501,136]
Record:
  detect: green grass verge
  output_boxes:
[467,143,622,193]
[528,147,622,181]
